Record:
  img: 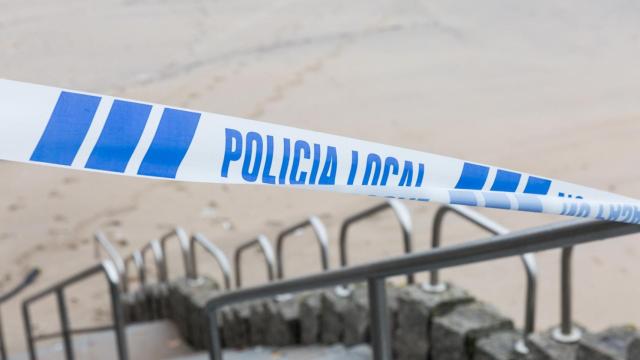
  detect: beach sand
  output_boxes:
[1,0,640,354]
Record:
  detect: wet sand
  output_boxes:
[1,0,640,354]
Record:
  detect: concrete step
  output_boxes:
[10,320,371,360]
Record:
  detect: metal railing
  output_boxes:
[424,205,537,354]
[123,250,146,291]
[94,232,127,292]
[339,200,414,289]
[140,240,167,283]
[22,261,127,360]
[205,219,640,360]
[276,216,330,279]
[0,268,40,360]
[158,227,194,280]
[190,234,233,290]
[552,246,582,343]
[234,235,276,288]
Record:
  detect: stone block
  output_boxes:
[394,283,474,360]
[474,330,532,360]
[342,286,370,346]
[320,287,354,344]
[577,325,640,360]
[247,299,273,345]
[168,277,218,342]
[299,290,325,345]
[527,326,587,360]
[264,295,301,346]
[221,301,253,348]
[431,302,514,360]
[144,283,171,319]
[186,285,219,349]
[120,292,139,323]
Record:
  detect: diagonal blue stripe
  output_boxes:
[30,91,101,165]
[490,170,521,192]
[137,108,200,178]
[523,176,552,195]
[455,162,489,190]
[85,100,152,173]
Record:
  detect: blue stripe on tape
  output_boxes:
[85,100,152,173]
[449,190,478,206]
[483,192,511,209]
[455,162,489,190]
[490,170,521,192]
[523,176,552,195]
[30,91,101,165]
[515,194,543,213]
[137,108,200,178]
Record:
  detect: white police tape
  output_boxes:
[1,79,639,224]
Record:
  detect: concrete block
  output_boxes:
[248,299,274,345]
[120,292,138,324]
[577,325,640,360]
[264,296,301,346]
[527,326,586,360]
[394,283,474,360]
[221,301,253,349]
[319,282,401,347]
[431,302,514,360]
[320,287,353,344]
[134,288,150,321]
[186,285,219,349]
[168,277,218,342]
[320,284,371,345]
[342,286,370,346]
[144,283,171,319]
[474,330,531,360]
[299,291,324,345]
[629,335,640,360]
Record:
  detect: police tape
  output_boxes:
[1,79,639,224]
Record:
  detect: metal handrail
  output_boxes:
[234,235,276,288]
[22,260,128,360]
[425,205,537,354]
[276,216,330,279]
[190,234,233,290]
[205,219,640,360]
[158,227,194,280]
[339,200,413,287]
[552,246,582,343]
[123,251,146,290]
[141,240,167,283]
[0,268,40,360]
[94,232,127,292]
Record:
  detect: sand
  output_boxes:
[1,0,640,354]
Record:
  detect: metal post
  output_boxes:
[552,246,582,343]
[208,309,223,360]
[159,227,195,281]
[0,310,6,360]
[276,216,330,279]
[22,302,36,360]
[426,205,537,353]
[56,289,74,360]
[515,252,537,354]
[368,277,392,360]
[104,261,129,360]
[190,234,233,290]
[339,200,414,287]
[94,232,127,292]
[234,235,275,288]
